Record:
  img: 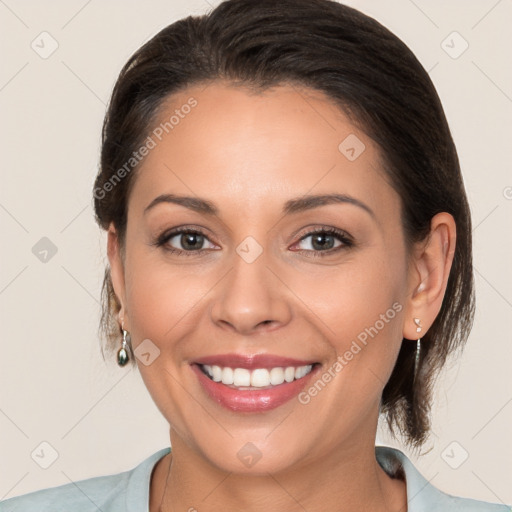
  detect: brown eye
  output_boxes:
[155,228,217,255]
[292,227,354,257]
[171,232,206,251]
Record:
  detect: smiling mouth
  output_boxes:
[197,363,318,390]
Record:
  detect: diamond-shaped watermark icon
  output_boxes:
[237,442,262,468]
[31,441,59,469]
[31,31,59,59]
[441,441,469,469]
[338,134,366,161]
[134,338,161,366]
[441,31,469,59]
[236,236,263,264]
[32,237,58,263]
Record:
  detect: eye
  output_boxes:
[153,225,354,258]
[291,227,353,257]
[154,227,217,256]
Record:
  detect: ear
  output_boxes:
[107,222,129,330]
[402,212,456,340]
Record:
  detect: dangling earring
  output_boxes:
[413,318,422,381]
[117,324,130,367]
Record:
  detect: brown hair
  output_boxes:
[93,0,475,450]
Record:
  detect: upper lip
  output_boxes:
[193,353,318,370]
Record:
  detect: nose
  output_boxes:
[210,250,292,335]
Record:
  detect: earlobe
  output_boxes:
[107,223,128,327]
[402,212,456,340]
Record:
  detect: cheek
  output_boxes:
[298,251,404,338]
[296,250,406,394]
[122,252,212,437]
[125,260,203,346]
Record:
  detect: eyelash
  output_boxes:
[153,225,354,258]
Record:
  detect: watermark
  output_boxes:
[93,97,198,200]
[32,236,58,263]
[152,97,198,140]
[31,441,59,469]
[338,133,366,161]
[31,31,59,59]
[441,31,469,60]
[236,236,264,263]
[298,301,402,405]
[134,338,161,366]
[441,441,469,469]
[237,442,263,468]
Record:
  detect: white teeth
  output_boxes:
[284,366,295,382]
[211,365,222,382]
[201,364,314,388]
[251,368,270,387]
[269,367,285,385]
[233,368,251,386]
[221,366,234,385]
[295,366,308,379]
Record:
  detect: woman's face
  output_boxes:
[110,81,417,473]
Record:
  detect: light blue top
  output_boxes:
[1,446,510,511]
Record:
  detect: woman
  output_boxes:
[2,0,510,510]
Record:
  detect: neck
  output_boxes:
[151,432,407,512]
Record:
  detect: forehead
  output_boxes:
[128,81,399,226]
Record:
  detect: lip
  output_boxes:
[193,353,317,370]
[191,361,321,413]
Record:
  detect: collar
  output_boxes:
[375,445,508,511]
[127,445,508,512]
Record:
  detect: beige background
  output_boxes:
[1,0,511,505]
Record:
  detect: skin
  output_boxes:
[107,81,456,512]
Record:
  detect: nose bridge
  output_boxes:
[210,234,291,334]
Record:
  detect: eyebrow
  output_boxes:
[144,193,376,220]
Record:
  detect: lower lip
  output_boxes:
[191,363,319,413]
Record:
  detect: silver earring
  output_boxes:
[117,327,130,367]
[413,318,422,380]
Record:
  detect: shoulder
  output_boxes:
[376,445,511,512]
[0,448,171,512]
[0,472,128,512]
